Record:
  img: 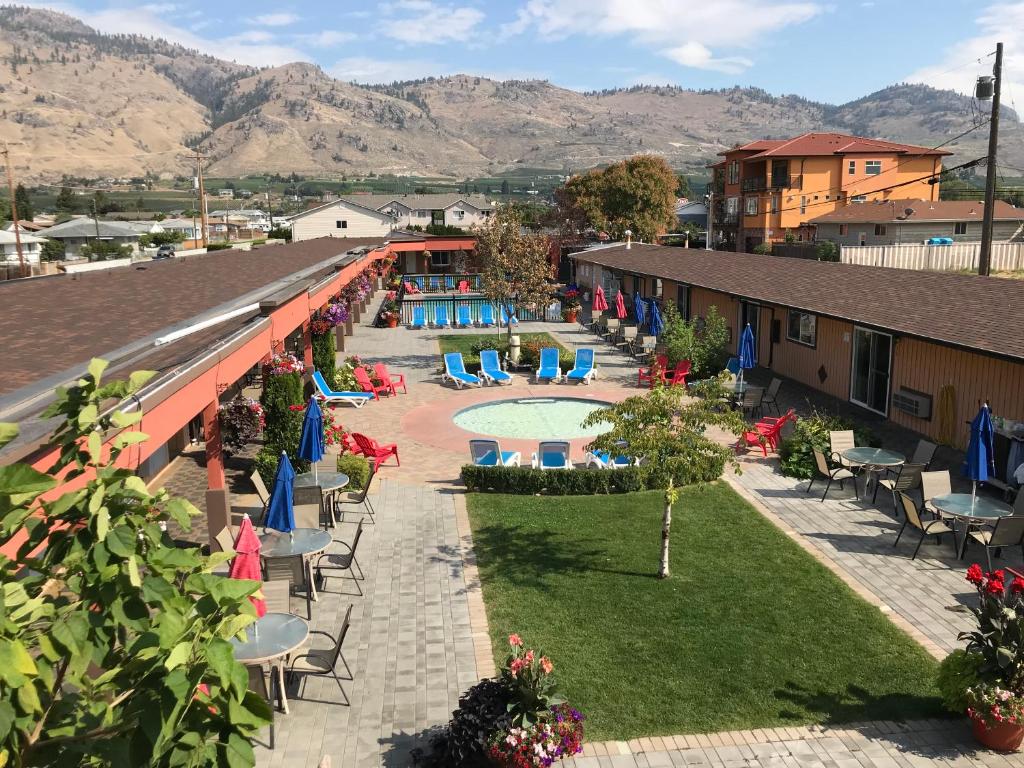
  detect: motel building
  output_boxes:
[573,243,1024,489]
[0,233,471,554]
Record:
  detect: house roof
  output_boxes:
[572,243,1024,362]
[0,230,46,245]
[809,198,1023,225]
[717,139,787,156]
[41,218,141,239]
[747,132,951,160]
[158,218,201,230]
[288,197,402,223]
[340,193,494,212]
[0,236,385,400]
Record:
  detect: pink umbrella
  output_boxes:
[592,285,609,312]
[615,290,627,320]
[229,513,266,617]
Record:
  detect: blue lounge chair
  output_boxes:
[531,441,572,470]
[442,352,481,388]
[480,305,496,327]
[410,306,426,328]
[584,450,633,469]
[479,349,513,386]
[414,276,425,292]
[469,439,520,467]
[725,357,741,376]
[456,305,472,328]
[535,347,562,383]
[501,306,519,326]
[445,275,455,291]
[429,276,441,292]
[434,305,449,328]
[565,348,596,385]
[312,370,375,408]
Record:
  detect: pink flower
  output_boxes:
[540,657,553,674]
[509,633,522,647]
[524,649,535,664]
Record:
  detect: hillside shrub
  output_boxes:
[777,407,876,479]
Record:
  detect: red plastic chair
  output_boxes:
[753,408,798,451]
[373,362,407,395]
[350,433,400,471]
[737,429,770,457]
[403,281,421,295]
[667,360,691,387]
[458,280,470,294]
[637,354,668,389]
[353,367,391,400]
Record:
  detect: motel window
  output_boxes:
[848,160,856,175]
[453,210,465,220]
[839,224,849,235]
[728,161,740,185]
[336,220,348,229]
[851,195,867,203]
[865,160,882,175]
[745,196,758,215]
[770,195,779,213]
[653,278,663,298]
[799,196,807,215]
[874,224,887,236]
[431,251,450,267]
[726,197,739,216]
[787,310,817,347]
[954,222,968,235]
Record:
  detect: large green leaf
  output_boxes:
[0,424,17,450]
[0,464,56,496]
[205,639,235,690]
[224,731,255,768]
[105,525,137,558]
[165,642,192,671]
[0,701,15,740]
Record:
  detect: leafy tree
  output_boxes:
[79,241,133,262]
[40,239,65,262]
[582,382,745,578]
[0,360,271,766]
[138,231,185,248]
[500,180,510,195]
[658,303,730,379]
[675,174,692,200]
[13,183,33,221]
[475,208,553,340]
[752,242,772,255]
[55,187,77,214]
[815,240,840,262]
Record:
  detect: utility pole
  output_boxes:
[194,152,209,248]
[2,142,25,276]
[979,41,1003,277]
[705,188,714,251]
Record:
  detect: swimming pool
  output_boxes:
[453,397,612,440]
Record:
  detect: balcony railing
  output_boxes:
[740,176,766,193]
[740,175,802,192]
[719,212,739,225]
[401,272,482,293]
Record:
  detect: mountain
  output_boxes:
[0,6,1018,183]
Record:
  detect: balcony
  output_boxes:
[741,177,767,193]
[719,211,739,225]
[741,175,802,194]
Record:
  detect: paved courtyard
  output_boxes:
[152,290,1023,767]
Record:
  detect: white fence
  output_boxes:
[840,242,1024,272]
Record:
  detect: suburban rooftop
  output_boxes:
[717,132,953,159]
[809,198,1023,224]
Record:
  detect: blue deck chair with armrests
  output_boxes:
[479,349,513,385]
[434,305,449,328]
[535,347,562,383]
[429,275,441,292]
[501,306,519,326]
[410,306,426,329]
[469,439,520,467]
[312,370,375,408]
[456,304,473,328]
[531,441,572,470]
[565,348,596,385]
[442,353,481,388]
[480,305,496,327]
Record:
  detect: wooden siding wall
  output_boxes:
[770,314,852,402]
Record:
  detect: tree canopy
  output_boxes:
[13,184,33,222]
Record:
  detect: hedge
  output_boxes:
[336,453,371,491]
[312,331,336,385]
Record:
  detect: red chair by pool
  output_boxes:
[353,367,391,400]
[403,281,421,294]
[350,433,400,471]
[667,360,691,388]
[458,280,470,294]
[637,354,668,389]
[373,363,407,395]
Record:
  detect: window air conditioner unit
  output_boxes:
[891,388,932,420]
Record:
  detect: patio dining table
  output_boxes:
[260,528,333,618]
[930,493,1014,559]
[231,612,309,715]
[294,471,349,492]
[840,447,905,501]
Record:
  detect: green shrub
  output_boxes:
[816,240,840,262]
[206,242,232,251]
[336,453,371,491]
[459,462,719,495]
[658,303,730,378]
[259,370,308,473]
[752,242,773,255]
[937,650,984,714]
[778,407,876,479]
[642,436,729,487]
[253,447,279,487]
[312,331,336,384]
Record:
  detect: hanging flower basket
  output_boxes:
[217,397,265,451]
[268,353,304,376]
[311,302,349,335]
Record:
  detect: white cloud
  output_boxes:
[329,55,447,83]
[905,2,1019,100]
[382,2,485,44]
[248,12,300,27]
[501,0,821,73]
[295,30,356,47]
[140,3,178,12]
[231,30,274,43]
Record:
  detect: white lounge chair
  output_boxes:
[531,441,572,470]
[312,370,375,408]
[442,352,481,388]
[565,348,596,384]
[479,349,513,386]
[584,450,633,469]
[469,439,521,467]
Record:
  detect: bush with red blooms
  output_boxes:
[287,397,346,446]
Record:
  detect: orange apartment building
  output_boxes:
[709,133,949,252]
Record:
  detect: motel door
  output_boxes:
[739,301,760,352]
[850,327,892,415]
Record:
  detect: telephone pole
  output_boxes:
[979,41,1003,277]
[2,142,25,277]
[194,152,209,248]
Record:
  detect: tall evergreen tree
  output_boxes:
[13,182,33,221]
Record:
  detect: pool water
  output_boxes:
[453,397,612,440]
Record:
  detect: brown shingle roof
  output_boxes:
[573,243,1024,361]
[809,198,1023,224]
[0,237,383,398]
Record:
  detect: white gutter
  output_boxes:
[153,302,261,346]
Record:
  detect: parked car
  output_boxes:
[153,244,176,259]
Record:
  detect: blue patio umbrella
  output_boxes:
[964,402,995,506]
[263,451,296,534]
[633,293,646,328]
[738,323,757,387]
[297,395,325,484]
[647,299,663,337]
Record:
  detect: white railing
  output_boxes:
[840,242,1024,272]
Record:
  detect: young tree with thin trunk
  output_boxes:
[475,209,553,340]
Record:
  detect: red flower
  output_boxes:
[1012,578,1024,594]
[967,564,984,585]
[987,579,1006,596]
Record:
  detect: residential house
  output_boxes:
[0,230,46,264]
[158,217,203,245]
[289,198,398,242]
[675,199,708,228]
[573,242,1024,467]
[39,218,142,259]
[209,209,272,232]
[217,189,234,199]
[809,198,1024,246]
[710,133,949,252]
[384,230,478,274]
[340,193,494,229]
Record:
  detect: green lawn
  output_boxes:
[467,484,942,741]
[438,332,571,371]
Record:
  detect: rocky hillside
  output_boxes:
[0,6,1017,182]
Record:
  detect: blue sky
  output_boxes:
[25,0,1016,103]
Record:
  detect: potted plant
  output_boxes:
[943,565,1024,750]
[379,291,400,328]
[217,396,264,453]
[561,288,581,323]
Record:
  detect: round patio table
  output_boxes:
[841,447,905,500]
[930,493,1014,560]
[260,528,333,617]
[231,612,309,714]
[293,471,349,492]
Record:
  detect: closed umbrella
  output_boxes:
[633,293,646,328]
[647,299,663,337]
[297,395,325,484]
[229,513,266,618]
[263,451,296,534]
[592,285,609,312]
[615,290,627,320]
[738,323,757,387]
[964,402,995,507]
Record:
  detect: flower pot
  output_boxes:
[386,317,398,328]
[564,310,578,323]
[973,716,1024,751]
